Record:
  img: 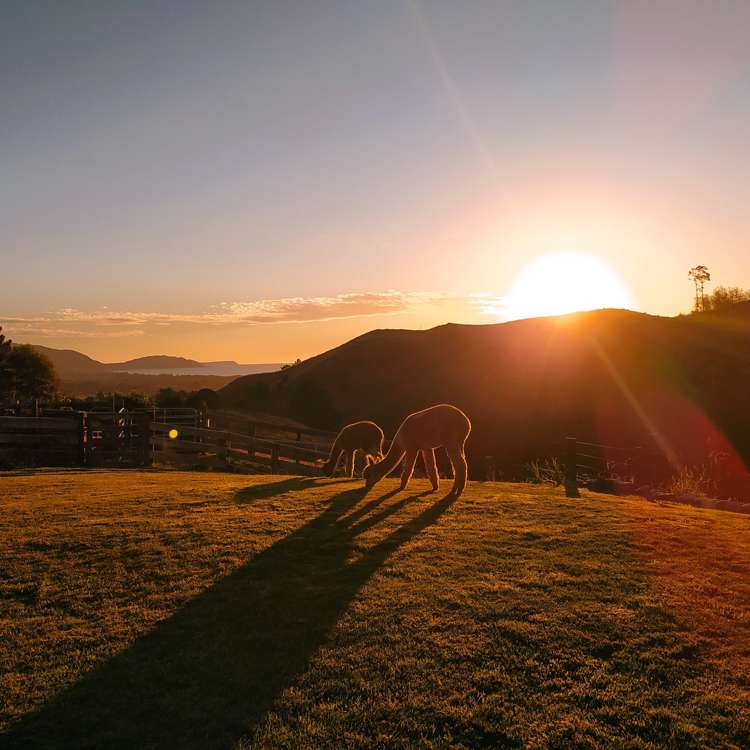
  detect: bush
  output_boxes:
[185,388,221,409]
[154,388,185,408]
[667,465,711,499]
[525,457,564,486]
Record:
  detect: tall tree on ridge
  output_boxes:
[688,265,711,312]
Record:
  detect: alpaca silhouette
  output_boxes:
[322,421,384,477]
[363,404,471,497]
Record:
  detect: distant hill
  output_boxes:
[26,345,281,397]
[30,345,107,376]
[220,307,750,477]
[110,355,203,370]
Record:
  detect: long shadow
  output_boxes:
[2,485,456,749]
[233,476,350,503]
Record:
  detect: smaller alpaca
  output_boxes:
[322,421,384,478]
[363,404,471,497]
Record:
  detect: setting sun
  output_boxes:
[505,252,636,320]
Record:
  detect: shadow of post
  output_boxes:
[2,485,457,749]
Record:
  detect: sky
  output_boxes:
[2,1,749,362]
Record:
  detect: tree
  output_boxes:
[688,265,711,312]
[703,286,750,313]
[185,388,221,409]
[5,345,59,403]
[0,327,13,400]
[154,388,185,408]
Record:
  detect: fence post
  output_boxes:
[565,437,580,498]
[247,421,255,458]
[484,456,497,482]
[78,411,88,466]
[631,446,645,486]
[271,443,279,474]
[135,412,152,467]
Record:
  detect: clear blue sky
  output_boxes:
[2,1,749,360]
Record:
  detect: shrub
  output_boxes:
[525,457,564,486]
[668,465,711,499]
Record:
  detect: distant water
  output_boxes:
[112,363,283,377]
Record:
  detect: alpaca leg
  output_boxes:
[400,449,419,490]
[422,448,439,492]
[446,444,467,497]
[335,451,346,475]
[345,450,355,478]
[363,454,374,473]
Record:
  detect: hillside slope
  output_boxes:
[30,345,106,375]
[220,308,750,476]
[1,471,748,748]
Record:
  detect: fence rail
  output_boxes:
[3,414,749,502]
[0,410,334,474]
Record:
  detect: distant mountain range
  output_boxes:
[28,345,283,396]
[219,304,750,479]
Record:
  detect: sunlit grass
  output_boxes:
[1,470,749,748]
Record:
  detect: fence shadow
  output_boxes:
[2,484,457,749]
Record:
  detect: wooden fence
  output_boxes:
[561,436,750,502]
[150,420,330,474]
[4,414,748,501]
[0,409,336,475]
[0,416,84,467]
[562,436,667,498]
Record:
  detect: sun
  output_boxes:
[505,252,636,320]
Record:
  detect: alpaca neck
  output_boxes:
[372,437,404,480]
[324,435,344,474]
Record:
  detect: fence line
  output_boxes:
[3,414,749,502]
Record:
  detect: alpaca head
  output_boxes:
[316,457,335,477]
[363,460,379,488]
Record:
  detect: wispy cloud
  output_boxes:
[1,290,507,341]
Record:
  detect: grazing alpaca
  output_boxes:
[322,421,384,477]
[363,404,471,497]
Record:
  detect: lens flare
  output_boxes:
[168,429,179,440]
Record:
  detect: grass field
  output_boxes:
[1,470,749,749]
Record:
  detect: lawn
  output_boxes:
[1,470,749,749]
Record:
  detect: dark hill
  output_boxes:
[220,308,750,477]
[30,345,106,376]
[27,346,237,396]
[109,355,203,370]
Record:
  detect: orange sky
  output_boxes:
[3,2,749,362]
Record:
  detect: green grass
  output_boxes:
[1,470,749,749]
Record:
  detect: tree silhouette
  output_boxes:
[703,286,750,313]
[688,265,711,312]
[0,327,13,401]
[4,345,59,404]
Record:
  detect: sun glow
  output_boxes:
[505,252,636,320]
